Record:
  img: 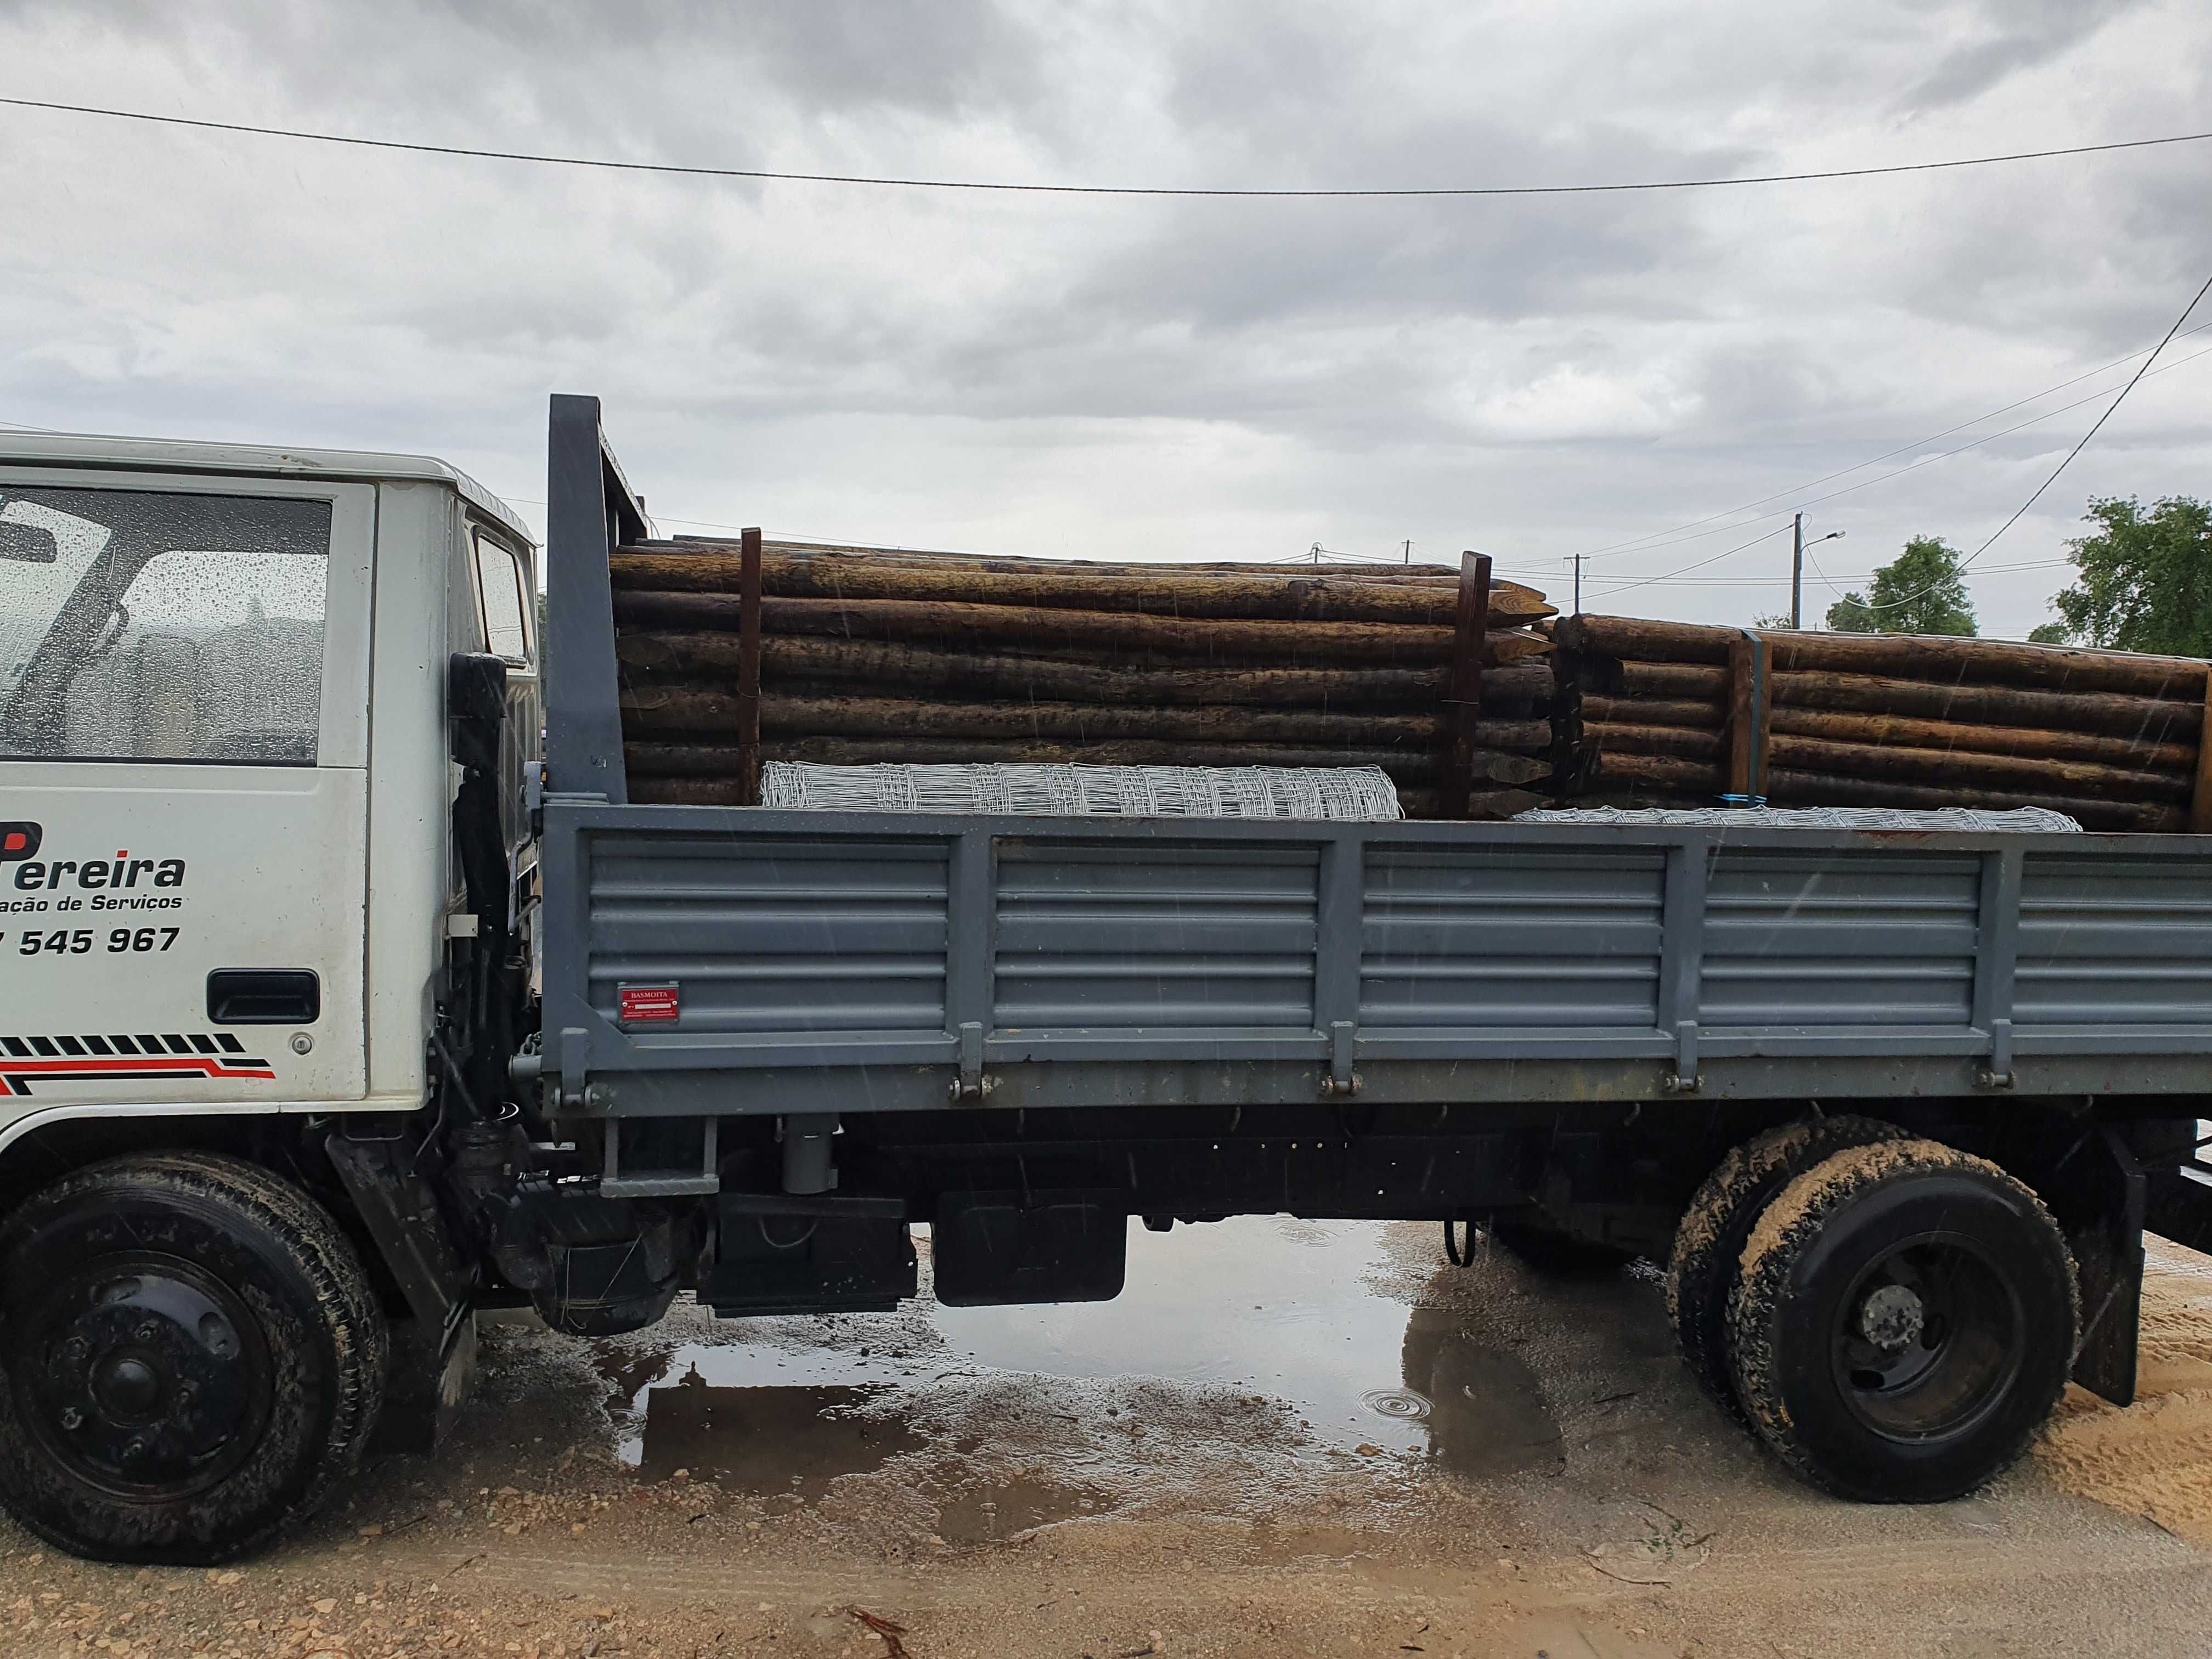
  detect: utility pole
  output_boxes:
[1403,539,1412,565]
[1791,513,1804,630]
[1572,552,1584,614]
[1787,517,1842,629]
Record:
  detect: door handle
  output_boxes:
[206,969,321,1025]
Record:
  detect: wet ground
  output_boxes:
[9,1218,2212,1657]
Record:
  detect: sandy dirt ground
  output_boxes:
[8,1220,2212,1659]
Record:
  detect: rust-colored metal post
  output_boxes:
[1442,552,1492,819]
[738,526,764,805]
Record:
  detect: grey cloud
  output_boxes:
[1,0,2209,640]
[1897,0,2142,111]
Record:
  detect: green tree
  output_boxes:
[2050,495,2212,656]
[1825,536,1977,636]
[2026,621,2070,645]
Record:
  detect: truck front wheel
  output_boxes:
[1727,1138,2075,1503]
[0,1152,388,1563]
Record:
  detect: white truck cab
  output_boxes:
[1,435,538,1142]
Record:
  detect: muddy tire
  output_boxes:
[1666,1115,1908,1419]
[0,1152,388,1564]
[1726,1138,2075,1503]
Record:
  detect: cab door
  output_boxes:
[0,471,373,1121]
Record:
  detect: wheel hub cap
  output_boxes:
[1858,1283,1925,1352]
[22,1259,268,1497]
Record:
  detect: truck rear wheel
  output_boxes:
[1666,1114,1906,1419]
[1726,1138,2075,1503]
[0,1152,388,1563]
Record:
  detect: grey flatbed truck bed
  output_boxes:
[539,807,2212,1117]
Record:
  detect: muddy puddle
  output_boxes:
[591,1217,1566,1534]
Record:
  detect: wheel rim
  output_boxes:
[1828,1232,2022,1443]
[14,1252,273,1500]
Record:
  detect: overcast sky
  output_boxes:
[3,1,2209,635]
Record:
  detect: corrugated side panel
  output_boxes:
[994,842,1318,1030]
[1360,847,1666,1028]
[1701,849,1978,1028]
[588,833,950,1034]
[2018,851,2212,1026]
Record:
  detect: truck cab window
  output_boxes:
[0,486,332,764]
[473,533,531,665]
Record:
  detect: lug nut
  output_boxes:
[59,1407,83,1430]
[137,1323,159,1343]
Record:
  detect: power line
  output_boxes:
[1575,317,2212,563]
[1583,524,1795,600]
[1853,261,2212,612]
[1558,329,2212,591]
[4,94,2210,200]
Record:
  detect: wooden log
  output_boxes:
[1621,661,1729,699]
[1769,670,2202,742]
[630,776,751,806]
[1765,768,2182,832]
[1767,732,2193,804]
[627,737,1556,787]
[612,545,1553,623]
[1596,753,1723,793]
[613,589,1550,665]
[667,539,1483,583]
[1443,552,1492,819]
[620,632,1554,709]
[1588,723,1723,761]
[1560,614,2209,699]
[1583,697,1726,729]
[1765,632,2207,701]
[623,686,1550,751]
[1554,615,1730,667]
[1397,787,1544,821]
[1764,707,2196,774]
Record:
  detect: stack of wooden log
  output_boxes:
[1553,616,2212,833]
[607,537,1560,818]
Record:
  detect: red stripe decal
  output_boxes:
[0,1058,276,1081]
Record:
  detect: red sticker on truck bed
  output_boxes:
[617,984,681,1025]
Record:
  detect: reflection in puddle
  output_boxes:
[1400,1308,1565,1477]
[934,1474,1117,1544]
[592,1217,1572,1527]
[631,1375,919,1493]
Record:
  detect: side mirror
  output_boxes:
[0,518,59,564]
[448,652,509,774]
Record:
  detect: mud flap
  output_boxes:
[704,1201,916,1316]
[932,1191,1126,1306]
[2028,1123,2146,1408]
[373,1312,477,1457]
